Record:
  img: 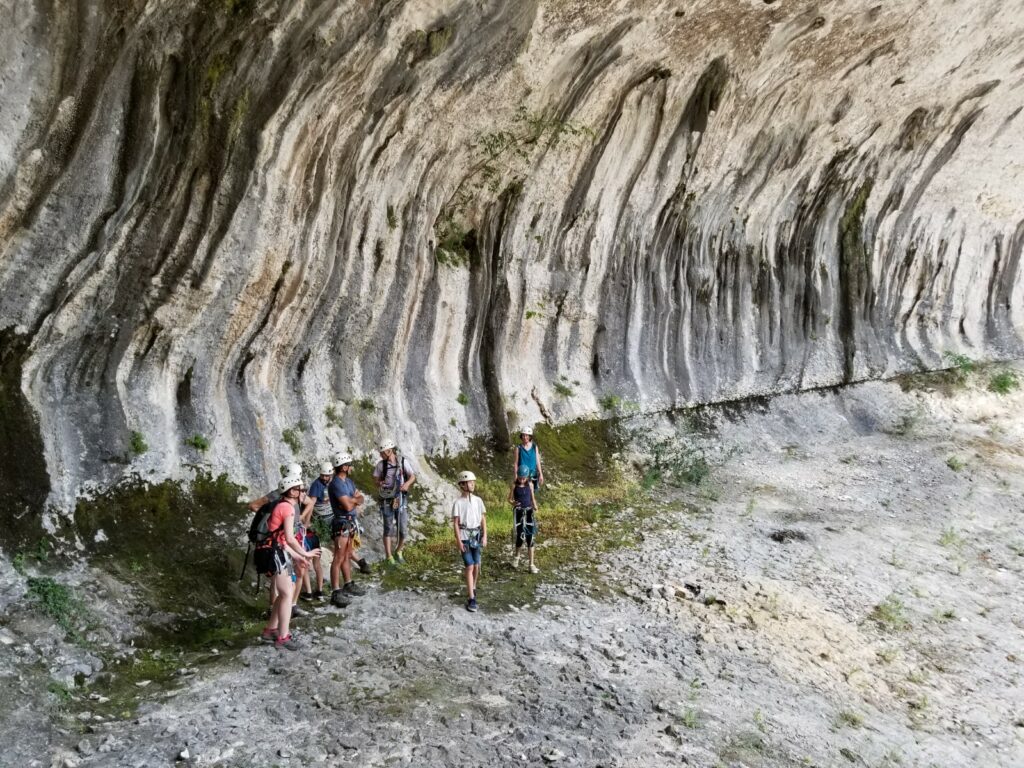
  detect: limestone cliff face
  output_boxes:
[0,0,1022,511]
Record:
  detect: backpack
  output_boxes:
[247,499,280,545]
[378,456,407,500]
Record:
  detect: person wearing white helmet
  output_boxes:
[247,462,309,615]
[451,470,487,613]
[256,474,321,650]
[299,461,336,601]
[327,452,367,606]
[513,426,544,490]
[372,440,418,565]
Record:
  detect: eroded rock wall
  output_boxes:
[1,0,1022,510]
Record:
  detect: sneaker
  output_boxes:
[387,555,398,566]
[291,605,307,618]
[299,591,314,602]
[466,598,478,613]
[330,589,351,608]
[312,590,324,601]
[259,629,278,644]
[394,551,406,565]
[512,554,521,570]
[357,558,372,575]
[529,564,540,574]
[275,634,300,651]
[342,581,367,597]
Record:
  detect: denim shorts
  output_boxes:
[461,545,482,567]
[380,495,409,538]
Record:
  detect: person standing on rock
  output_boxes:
[452,470,487,613]
[328,453,367,607]
[513,426,544,490]
[373,440,417,565]
[509,467,540,573]
[248,463,305,611]
[256,474,319,650]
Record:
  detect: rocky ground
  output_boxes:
[4,366,1024,768]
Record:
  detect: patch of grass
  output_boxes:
[129,431,148,456]
[935,608,956,621]
[642,440,711,488]
[282,422,309,455]
[184,434,210,452]
[357,398,375,411]
[456,392,469,406]
[12,538,49,575]
[938,527,964,549]
[946,456,965,472]
[27,576,83,636]
[943,351,976,379]
[525,310,544,320]
[386,204,398,230]
[554,382,574,398]
[988,369,1019,395]
[835,710,863,728]
[869,595,910,631]
[883,408,922,437]
[598,394,621,411]
[681,709,699,729]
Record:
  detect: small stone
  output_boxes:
[76,740,94,756]
[543,749,565,763]
[178,747,190,761]
[278,748,291,758]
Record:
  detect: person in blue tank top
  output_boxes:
[513,425,544,490]
[508,466,540,573]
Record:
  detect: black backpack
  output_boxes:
[247,499,279,545]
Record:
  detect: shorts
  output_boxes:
[461,544,482,567]
[254,546,289,576]
[331,515,358,539]
[514,506,537,547]
[380,495,409,538]
[304,529,320,551]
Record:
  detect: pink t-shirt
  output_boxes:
[267,501,294,548]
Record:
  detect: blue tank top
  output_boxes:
[516,443,538,476]
[513,485,533,508]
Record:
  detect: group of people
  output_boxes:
[248,428,545,649]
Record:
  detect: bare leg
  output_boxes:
[340,536,353,584]
[330,536,344,590]
[312,557,323,592]
[274,573,294,638]
[464,565,474,600]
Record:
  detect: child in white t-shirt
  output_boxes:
[451,471,487,613]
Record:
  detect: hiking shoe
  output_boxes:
[466,598,478,613]
[394,551,406,565]
[387,555,398,566]
[512,554,521,570]
[259,629,278,644]
[342,581,366,597]
[299,591,314,602]
[275,634,300,651]
[330,589,351,608]
[290,605,307,618]
[312,590,324,601]
[357,558,372,574]
[529,564,540,574]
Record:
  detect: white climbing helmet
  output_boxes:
[318,461,334,475]
[332,452,354,468]
[283,462,302,477]
[519,425,534,437]
[280,475,303,493]
[377,439,397,453]
[457,470,476,484]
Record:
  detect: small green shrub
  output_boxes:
[325,404,343,427]
[599,394,621,411]
[938,527,964,548]
[456,392,469,406]
[129,431,148,455]
[988,370,1019,395]
[869,595,910,630]
[27,577,81,634]
[386,204,398,230]
[525,310,543,320]
[943,351,976,377]
[184,434,210,452]
[835,710,863,728]
[358,398,375,411]
[681,709,699,729]
[282,427,302,454]
[554,382,574,398]
[946,456,965,472]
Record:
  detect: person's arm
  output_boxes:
[300,493,315,526]
[529,485,538,511]
[247,495,269,513]
[536,448,544,485]
[452,515,465,553]
[508,484,515,505]
[512,446,520,477]
[400,459,415,492]
[481,505,488,548]
[282,510,314,560]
